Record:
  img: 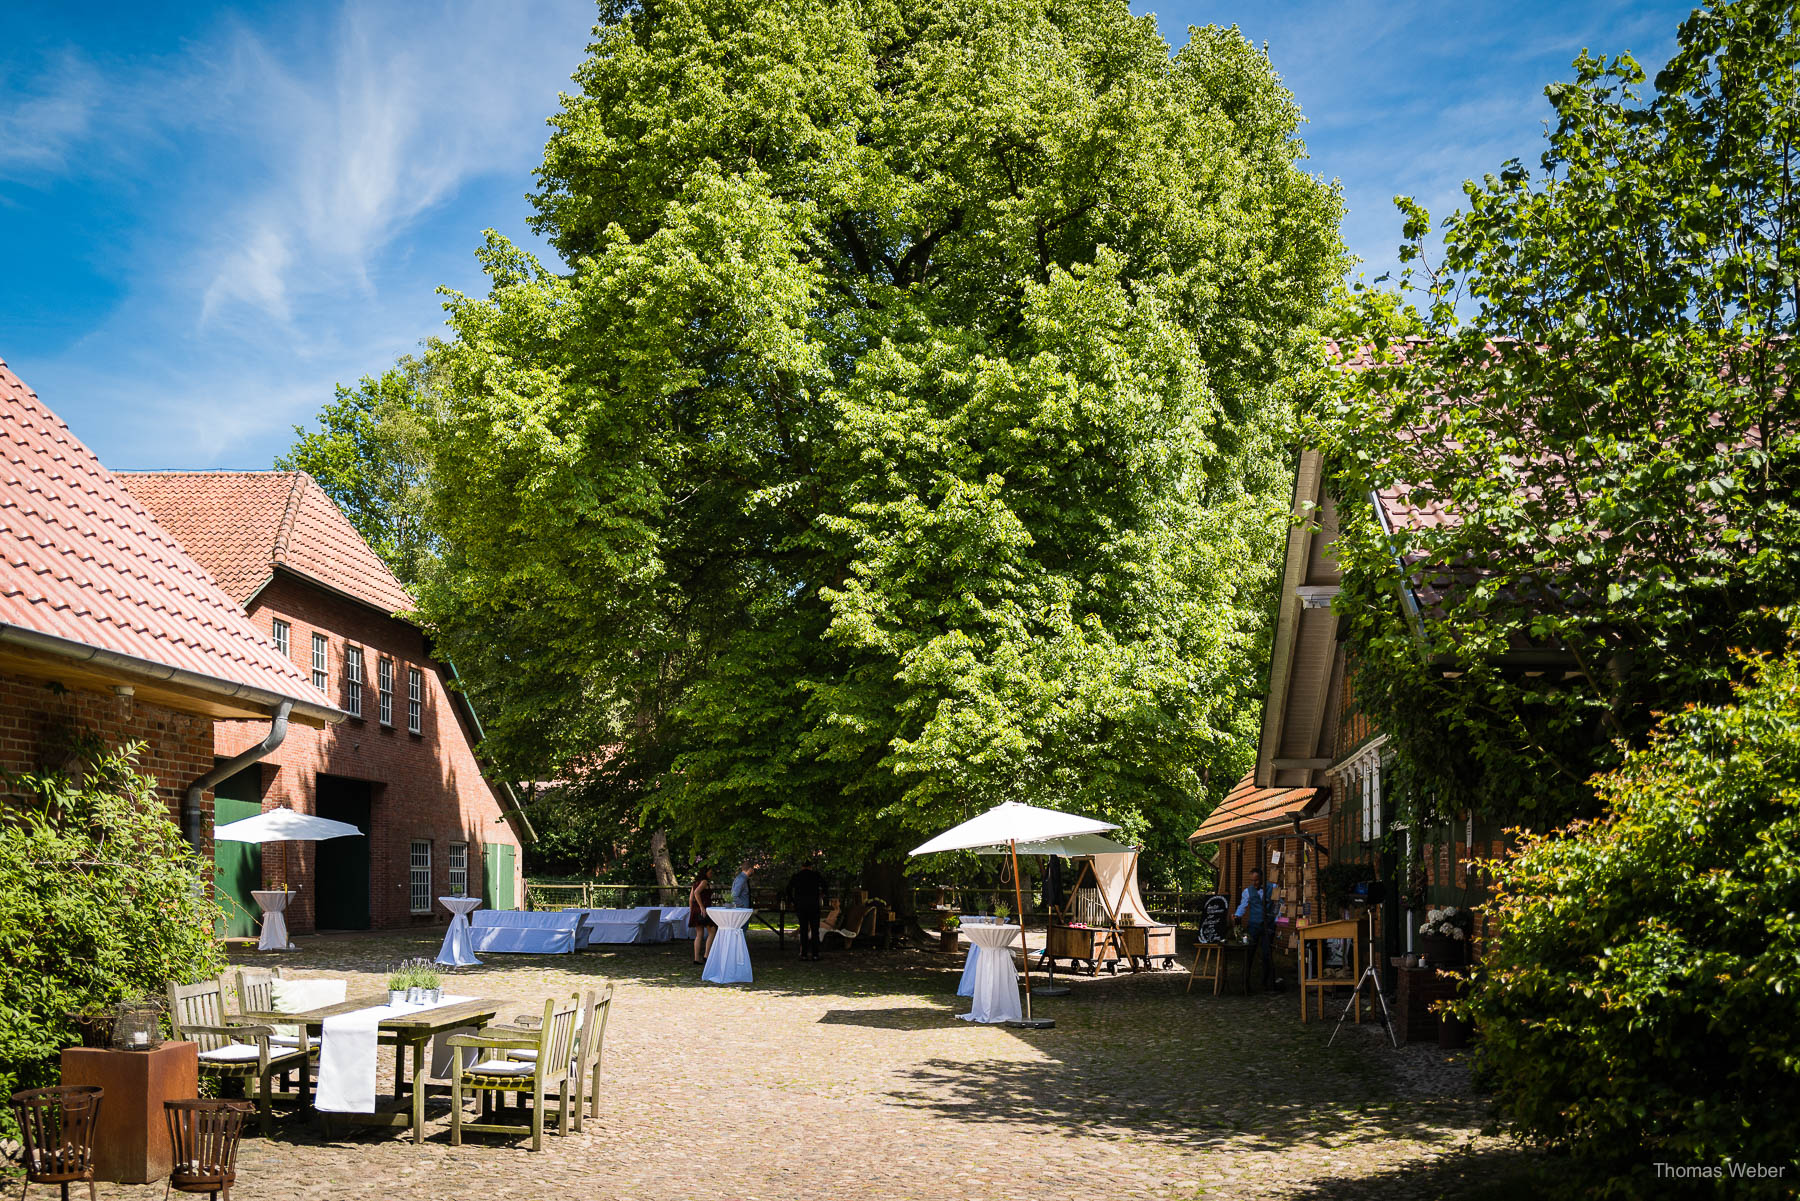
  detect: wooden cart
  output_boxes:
[1045,923,1178,974]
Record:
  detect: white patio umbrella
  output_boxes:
[910,801,1121,1025]
[213,805,365,891]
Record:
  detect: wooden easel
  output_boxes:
[1186,943,1223,994]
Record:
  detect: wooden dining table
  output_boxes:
[240,994,504,1144]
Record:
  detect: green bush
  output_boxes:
[0,739,224,1135]
[1459,648,1800,1195]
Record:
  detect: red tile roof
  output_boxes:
[0,358,336,714]
[120,471,412,616]
[1190,772,1326,843]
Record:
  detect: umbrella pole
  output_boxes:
[1010,839,1033,1020]
[283,841,291,892]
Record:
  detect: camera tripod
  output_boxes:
[1326,913,1398,1048]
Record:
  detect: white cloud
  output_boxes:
[0,51,103,176]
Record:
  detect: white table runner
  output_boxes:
[960,924,1022,1023]
[435,896,483,966]
[252,890,296,951]
[702,907,754,984]
[316,994,475,1113]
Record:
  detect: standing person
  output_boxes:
[689,867,717,964]
[1235,868,1280,991]
[786,859,827,961]
[731,860,755,910]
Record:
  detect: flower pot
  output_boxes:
[1419,934,1467,968]
[389,990,406,1006]
[424,988,442,1004]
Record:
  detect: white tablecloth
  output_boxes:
[316,993,476,1113]
[436,896,483,966]
[702,907,754,984]
[959,924,1022,1023]
[955,916,999,996]
[252,890,296,951]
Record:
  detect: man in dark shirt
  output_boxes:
[787,860,828,961]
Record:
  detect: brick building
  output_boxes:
[0,358,337,861]
[123,470,529,936]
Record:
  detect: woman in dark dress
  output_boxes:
[689,867,717,963]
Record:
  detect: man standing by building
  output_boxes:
[731,860,756,911]
[1236,867,1280,991]
[786,859,827,961]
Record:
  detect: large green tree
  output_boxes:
[1312,0,1800,831]
[277,353,440,591]
[420,0,1342,879]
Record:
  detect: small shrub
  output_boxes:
[1458,648,1800,1195]
[0,740,224,1139]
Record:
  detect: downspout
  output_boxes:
[183,701,292,853]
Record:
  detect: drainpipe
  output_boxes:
[183,701,292,853]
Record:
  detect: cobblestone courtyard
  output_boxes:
[114,931,1534,1200]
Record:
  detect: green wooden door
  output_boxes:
[483,842,515,910]
[314,776,372,930]
[212,767,263,939]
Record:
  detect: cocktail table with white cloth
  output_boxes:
[436,896,484,966]
[239,993,502,1144]
[251,890,297,951]
[960,923,1023,1023]
[702,907,754,984]
[955,916,1000,997]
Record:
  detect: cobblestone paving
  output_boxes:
[112,931,1538,1201]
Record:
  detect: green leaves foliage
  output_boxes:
[0,742,225,1137]
[1458,645,1800,1194]
[417,0,1343,873]
[1310,0,1800,830]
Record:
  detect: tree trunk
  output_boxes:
[650,829,678,905]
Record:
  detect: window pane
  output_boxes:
[378,659,393,725]
[407,667,422,733]
[448,843,467,896]
[272,619,290,657]
[410,840,431,913]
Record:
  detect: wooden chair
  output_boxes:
[820,902,877,949]
[166,979,309,1136]
[447,998,580,1151]
[230,968,311,1101]
[499,985,614,1133]
[164,1099,253,1200]
[9,1085,103,1201]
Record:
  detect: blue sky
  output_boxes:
[1,0,1694,470]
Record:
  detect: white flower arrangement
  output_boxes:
[1418,905,1472,939]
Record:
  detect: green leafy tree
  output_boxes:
[0,741,225,1137]
[278,352,441,591]
[1457,642,1800,1194]
[1311,0,1800,830]
[420,0,1343,882]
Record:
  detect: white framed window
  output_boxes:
[345,645,364,718]
[409,840,432,913]
[448,842,468,897]
[272,618,290,658]
[407,666,423,734]
[311,632,328,691]
[378,658,393,726]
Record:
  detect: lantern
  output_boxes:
[111,999,163,1051]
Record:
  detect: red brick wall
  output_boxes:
[0,669,215,856]
[216,573,522,933]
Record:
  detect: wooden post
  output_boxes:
[1010,839,1033,1020]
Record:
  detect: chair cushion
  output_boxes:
[506,1048,539,1061]
[199,1044,262,1063]
[468,1058,534,1076]
[269,1034,315,1050]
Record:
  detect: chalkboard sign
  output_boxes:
[1197,894,1230,944]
